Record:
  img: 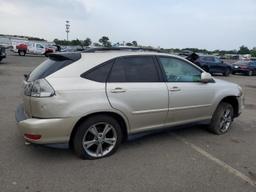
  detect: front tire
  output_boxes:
[18,50,26,56]
[223,68,231,76]
[208,102,234,135]
[247,70,253,76]
[73,115,123,159]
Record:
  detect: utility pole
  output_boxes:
[65,20,70,41]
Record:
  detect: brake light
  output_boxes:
[24,79,55,97]
[24,134,42,140]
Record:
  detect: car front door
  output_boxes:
[157,56,215,125]
[106,55,169,133]
[35,43,45,54]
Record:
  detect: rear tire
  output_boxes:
[73,115,123,159]
[208,102,234,135]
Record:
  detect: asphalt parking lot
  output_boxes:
[0,54,256,192]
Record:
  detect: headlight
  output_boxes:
[24,79,55,97]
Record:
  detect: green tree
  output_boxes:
[238,45,250,54]
[99,36,111,47]
[250,47,256,57]
[93,42,101,47]
[83,38,92,47]
[126,42,133,46]
[71,39,81,46]
[132,41,138,47]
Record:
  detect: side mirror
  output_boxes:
[201,72,212,83]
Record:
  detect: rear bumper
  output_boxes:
[15,104,77,144]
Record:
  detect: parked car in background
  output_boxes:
[16,42,55,57]
[0,46,6,62]
[232,60,256,76]
[191,55,232,76]
[16,48,243,159]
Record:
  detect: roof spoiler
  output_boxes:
[49,52,81,61]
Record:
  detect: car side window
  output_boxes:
[214,57,221,63]
[81,59,114,82]
[250,62,256,67]
[36,44,44,49]
[159,57,202,82]
[108,56,159,82]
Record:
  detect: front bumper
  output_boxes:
[15,104,77,144]
[232,69,249,74]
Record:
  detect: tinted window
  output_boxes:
[36,44,44,48]
[214,57,221,63]
[82,60,114,82]
[28,58,73,81]
[202,56,215,62]
[159,57,201,82]
[108,56,159,82]
[249,62,256,67]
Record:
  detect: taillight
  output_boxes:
[24,79,55,97]
[24,133,42,140]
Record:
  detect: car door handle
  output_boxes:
[111,87,126,93]
[169,86,181,92]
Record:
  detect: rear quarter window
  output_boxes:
[81,59,115,82]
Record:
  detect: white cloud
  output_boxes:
[0,1,21,16]
[0,0,256,50]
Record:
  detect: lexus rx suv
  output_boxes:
[15,48,244,159]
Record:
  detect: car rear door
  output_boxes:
[157,56,215,125]
[106,55,169,133]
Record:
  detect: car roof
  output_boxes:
[82,50,172,57]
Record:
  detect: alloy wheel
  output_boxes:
[219,108,232,132]
[82,122,117,158]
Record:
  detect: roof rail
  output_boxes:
[82,47,163,53]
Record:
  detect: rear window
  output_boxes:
[27,58,74,81]
[27,53,81,81]
[201,56,215,62]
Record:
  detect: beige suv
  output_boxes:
[15,48,244,159]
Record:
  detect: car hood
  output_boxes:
[214,78,240,89]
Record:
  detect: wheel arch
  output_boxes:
[69,111,129,147]
[218,96,239,118]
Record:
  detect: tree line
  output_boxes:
[53,36,138,49]
[53,36,256,57]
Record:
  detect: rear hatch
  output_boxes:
[22,53,81,117]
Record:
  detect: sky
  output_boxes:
[0,0,256,50]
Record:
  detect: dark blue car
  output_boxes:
[193,55,232,76]
[232,60,256,76]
